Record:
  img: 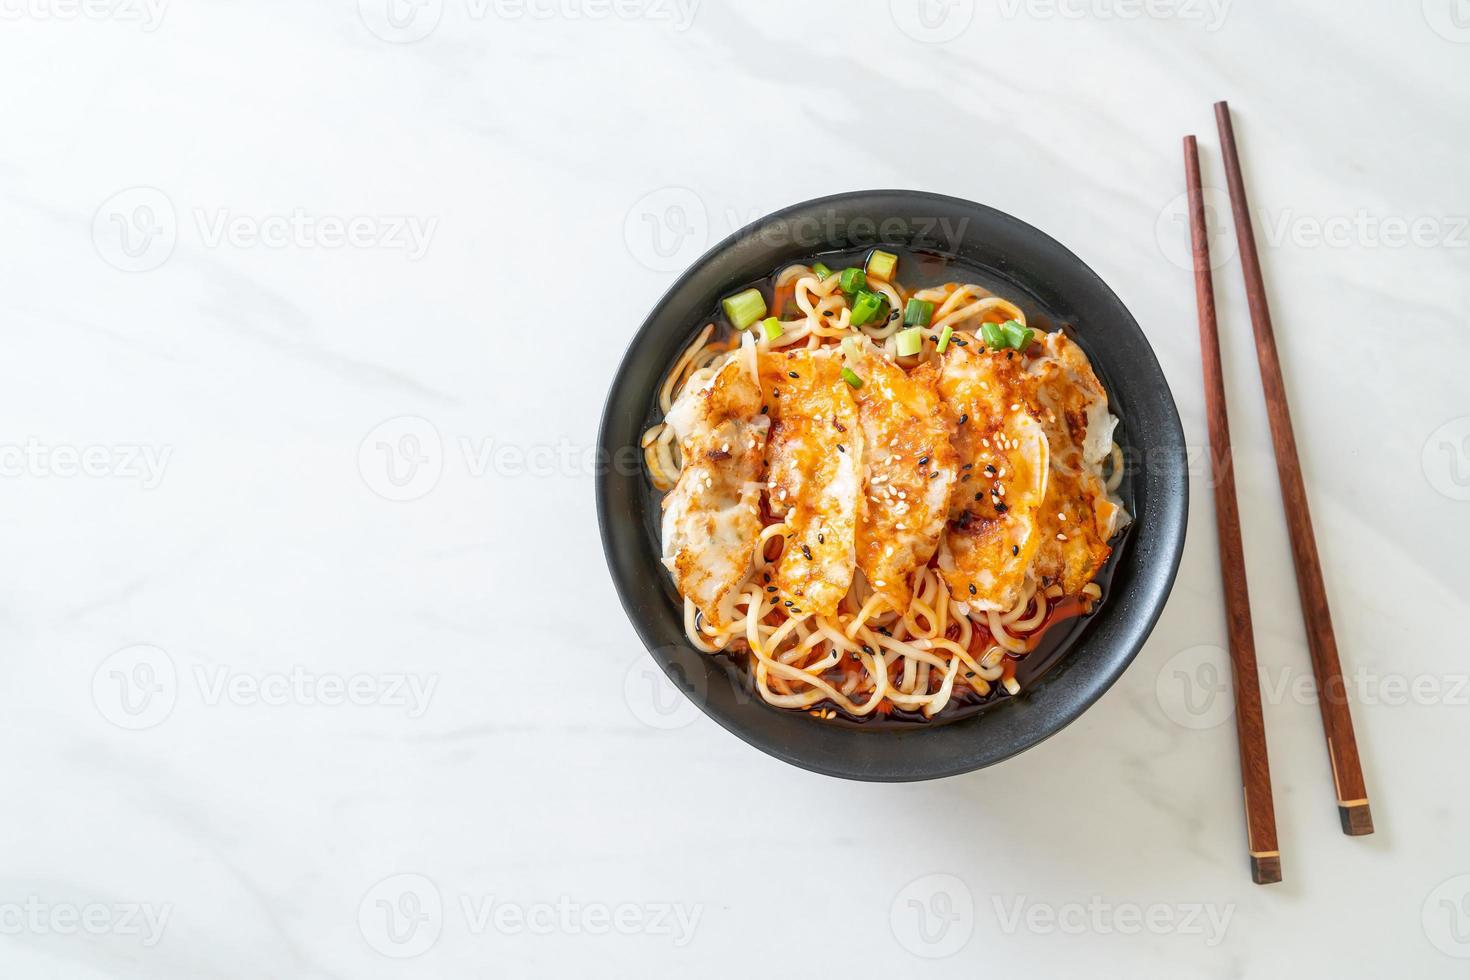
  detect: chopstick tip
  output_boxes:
[1339,802,1375,837]
[1250,853,1283,885]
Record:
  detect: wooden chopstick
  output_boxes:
[1213,101,1374,837]
[1184,135,1282,885]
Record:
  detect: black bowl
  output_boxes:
[598,190,1187,781]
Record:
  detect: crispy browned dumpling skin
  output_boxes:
[661,347,769,627]
[1030,331,1121,593]
[848,340,956,612]
[759,348,862,619]
[936,338,1049,611]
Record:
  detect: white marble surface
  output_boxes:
[1,1,1467,976]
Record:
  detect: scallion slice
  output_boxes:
[838,267,866,296]
[722,288,767,330]
[865,249,898,282]
[936,324,955,353]
[895,327,924,357]
[849,289,883,326]
[1000,319,1034,352]
[903,298,934,327]
[761,317,783,341]
[980,322,1006,350]
[812,262,833,279]
[841,367,863,389]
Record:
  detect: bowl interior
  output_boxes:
[598,190,1187,781]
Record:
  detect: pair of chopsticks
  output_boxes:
[1183,102,1373,886]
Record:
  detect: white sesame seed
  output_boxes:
[1056,532,1068,541]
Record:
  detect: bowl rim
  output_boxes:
[597,188,1188,781]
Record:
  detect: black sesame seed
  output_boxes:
[822,310,833,317]
[817,533,824,544]
[929,471,939,479]
[969,584,977,595]
[959,413,969,425]
[788,371,799,379]
[760,405,769,414]
[766,585,777,592]
[918,455,929,466]
[953,338,968,347]
[996,502,1008,513]
[837,444,846,453]
[974,492,982,501]
[801,545,813,560]
[784,600,793,607]
[1012,545,1019,556]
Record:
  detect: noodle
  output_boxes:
[646,257,1128,722]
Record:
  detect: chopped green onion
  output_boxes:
[936,324,955,353]
[903,298,934,327]
[981,322,1006,349]
[1000,319,1034,351]
[841,367,863,389]
[865,249,898,282]
[761,317,783,341]
[838,267,867,296]
[895,326,924,357]
[812,262,833,279]
[849,289,883,327]
[722,288,767,330]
